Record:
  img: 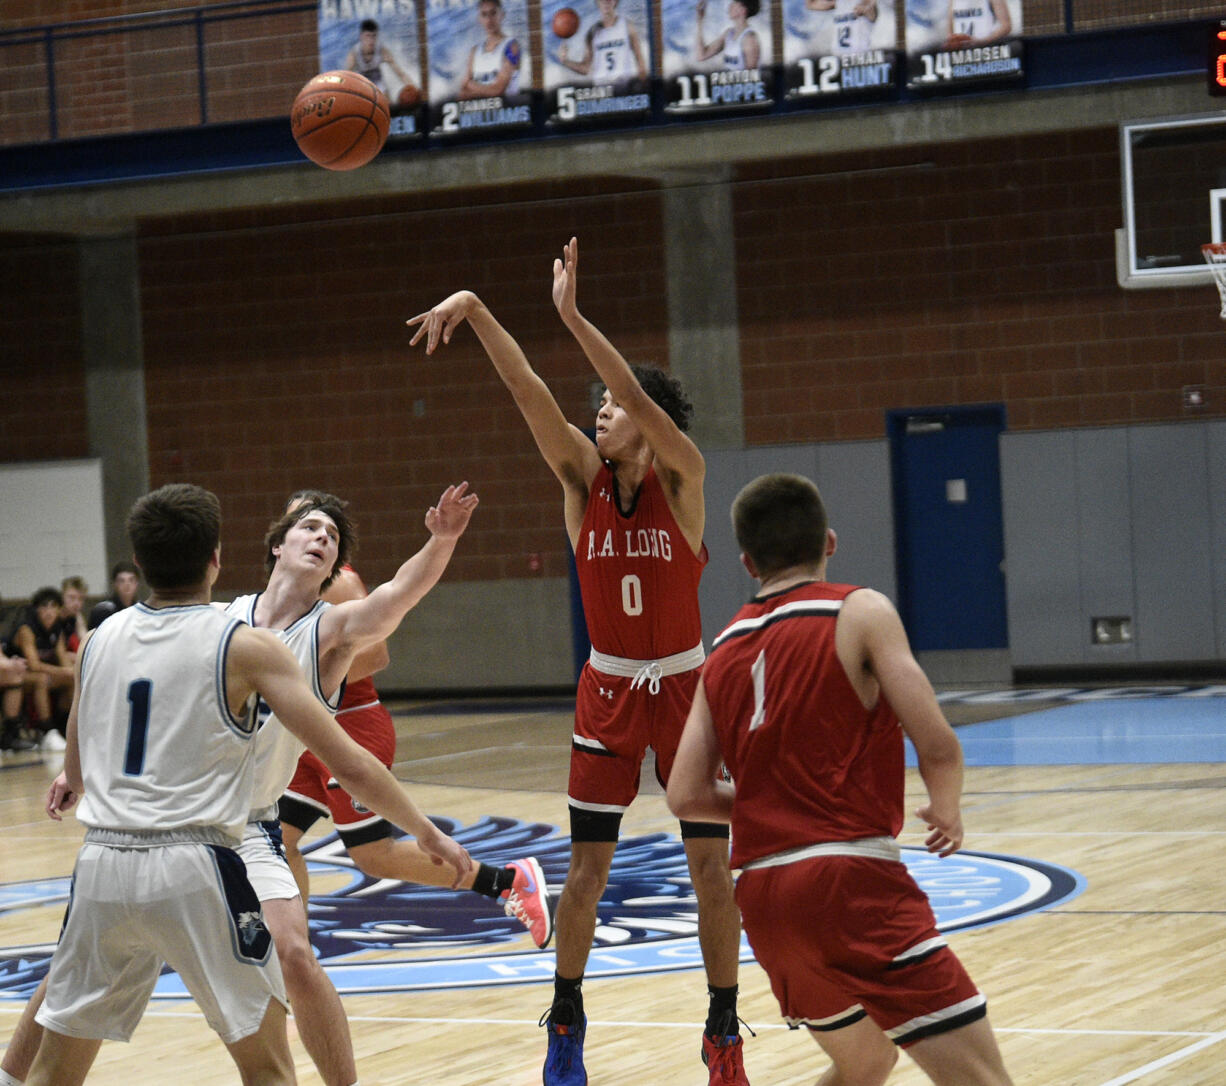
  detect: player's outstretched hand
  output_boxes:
[406,290,479,355]
[417,821,474,888]
[425,481,479,540]
[551,236,580,321]
[46,771,78,821]
[916,802,963,857]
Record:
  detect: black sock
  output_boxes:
[470,862,513,899]
[551,973,584,1025]
[705,985,739,1037]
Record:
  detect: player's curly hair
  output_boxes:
[630,363,694,433]
[263,490,356,591]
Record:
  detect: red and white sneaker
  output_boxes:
[500,857,553,949]
[702,1030,750,1085]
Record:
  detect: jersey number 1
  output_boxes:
[123,679,152,775]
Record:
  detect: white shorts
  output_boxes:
[237,818,301,902]
[37,838,287,1044]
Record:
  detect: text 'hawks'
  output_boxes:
[585,528,674,561]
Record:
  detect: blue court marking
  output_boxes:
[908,697,1226,766]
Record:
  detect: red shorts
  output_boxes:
[736,856,985,1046]
[283,699,396,832]
[568,662,701,812]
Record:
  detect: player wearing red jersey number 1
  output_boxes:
[668,472,1014,1086]
[407,237,751,1086]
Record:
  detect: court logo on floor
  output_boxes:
[0,816,1083,1001]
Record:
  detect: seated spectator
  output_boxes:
[87,560,141,629]
[57,575,88,657]
[0,650,34,752]
[5,587,74,750]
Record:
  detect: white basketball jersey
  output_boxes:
[830,0,874,55]
[471,36,521,95]
[75,603,258,843]
[591,16,636,82]
[722,25,752,69]
[948,2,998,40]
[225,594,340,817]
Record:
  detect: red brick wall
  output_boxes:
[0,2,317,142]
[0,235,89,462]
[3,133,1224,593]
[734,133,1224,443]
[135,181,666,592]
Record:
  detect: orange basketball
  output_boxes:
[291,70,390,171]
[398,83,421,109]
[552,6,580,38]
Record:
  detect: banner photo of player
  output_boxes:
[318,1,423,139]
[905,0,1023,91]
[425,0,534,138]
[782,0,896,102]
[543,0,654,128]
[660,0,774,116]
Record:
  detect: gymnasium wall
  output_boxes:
[3,125,1224,686]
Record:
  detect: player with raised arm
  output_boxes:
[667,472,1015,1086]
[695,0,761,69]
[407,237,751,1086]
[20,484,470,1086]
[4,486,478,1086]
[276,491,551,950]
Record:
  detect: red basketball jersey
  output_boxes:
[337,565,379,711]
[702,581,905,869]
[575,463,707,659]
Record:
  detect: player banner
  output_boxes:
[904,0,1023,91]
[425,0,534,138]
[782,0,896,102]
[318,1,424,139]
[660,0,774,116]
[542,0,654,128]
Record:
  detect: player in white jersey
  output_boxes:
[943,0,1010,48]
[222,484,478,1086]
[20,484,472,1086]
[6,486,475,1086]
[806,0,877,56]
[557,0,648,85]
[460,0,523,98]
[696,0,762,70]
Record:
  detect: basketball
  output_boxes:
[552,7,580,38]
[398,83,421,109]
[943,33,973,50]
[291,70,390,171]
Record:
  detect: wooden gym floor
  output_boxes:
[2,685,1224,1084]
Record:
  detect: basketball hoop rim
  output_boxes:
[1202,242,1226,260]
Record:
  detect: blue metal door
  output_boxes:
[889,405,1008,651]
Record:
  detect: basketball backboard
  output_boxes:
[1118,112,1226,288]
